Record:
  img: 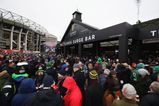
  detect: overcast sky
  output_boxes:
[0,0,159,41]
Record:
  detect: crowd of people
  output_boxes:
[0,52,159,106]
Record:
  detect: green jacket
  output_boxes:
[130,69,139,82]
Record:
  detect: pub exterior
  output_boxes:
[59,11,159,62]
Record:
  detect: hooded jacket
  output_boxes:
[12,78,36,106]
[29,89,64,106]
[63,77,82,106]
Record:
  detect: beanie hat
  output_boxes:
[97,57,102,63]
[138,68,150,77]
[42,74,54,87]
[104,69,110,75]
[122,83,137,99]
[58,64,68,76]
[136,63,144,69]
[153,66,159,72]
[61,64,68,72]
[17,62,28,66]
[46,60,55,68]
[89,70,98,79]
[35,66,44,75]
[16,62,28,74]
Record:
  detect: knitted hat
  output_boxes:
[136,63,144,69]
[35,66,44,75]
[103,69,110,75]
[60,64,68,71]
[17,62,28,66]
[122,83,137,99]
[138,68,150,77]
[46,60,55,68]
[153,66,159,72]
[89,70,98,79]
[97,57,102,63]
[42,74,54,87]
[58,64,68,76]
[16,62,28,74]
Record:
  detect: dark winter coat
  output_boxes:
[140,92,159,106]
[46,67,58,84]
[73,70,85,95]
[12,78,36,106]
[133,76,152,99]
[116,67,131,85]
[85,81,103,106]
[29,89,64,106]
[0,74,15,106]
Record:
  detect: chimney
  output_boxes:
[72,10,82,22]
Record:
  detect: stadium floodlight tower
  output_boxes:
[135,0,141,23]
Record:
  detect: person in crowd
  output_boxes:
[103,78,116,106]
[133,68,152,99]
[98,68,109,87]
[151,65,159,81]
[0,55,7,71]
[130,63,138,83]
[112,83,139,106]
[5,60,15,76]
[94,57,103,73]
[73,63,85,106]
[35,58,46,72]
[60,61,70,76]
[61,76,82,106]
[85,62,96,88]
[73,63,85,94]
[12,62,29,92]
[116,63,131,86]
[85,70,103,106]
[0,69,15,106]
[140,81,159,106]
[35,66,45,89]
[131,63,144,83]
[29,75,63,106]
[46,60,58,84]
[12,78,36,106]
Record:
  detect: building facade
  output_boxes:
[0,8,48,52]
[59,11,159,62]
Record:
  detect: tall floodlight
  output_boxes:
[136,0,141,23]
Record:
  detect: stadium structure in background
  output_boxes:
[0,8,57,53]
